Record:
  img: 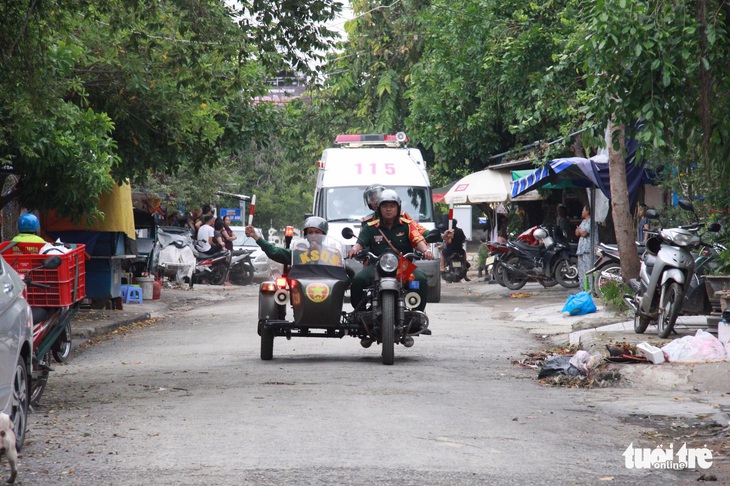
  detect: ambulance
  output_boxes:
[313,132,441,302]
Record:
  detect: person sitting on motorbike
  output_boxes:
[245,216,332,266]
[440,219,470,281]
[196,215,223,255]
[361,184,429,236]
[12,213,46,243]
[348,189,434,311]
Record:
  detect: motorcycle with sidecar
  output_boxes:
[257,230,439,365]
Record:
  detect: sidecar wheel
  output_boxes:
[261,326,274,360]
[381,292,395,365]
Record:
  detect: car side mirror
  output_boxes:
[341,227,355,240]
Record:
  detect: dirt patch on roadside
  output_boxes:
[621,414,730,481]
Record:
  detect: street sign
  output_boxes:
[220,208,242,223]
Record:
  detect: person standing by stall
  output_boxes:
[575,204,596,292]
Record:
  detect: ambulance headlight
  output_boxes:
[379,253,399,273]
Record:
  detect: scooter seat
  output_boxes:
[512,240,544,255]
[198,250,228,260]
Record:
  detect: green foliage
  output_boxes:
[0,0,340,220]
[597,280,630,314]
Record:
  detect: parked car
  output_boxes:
[0,254,32,450]
[230,227,272,280]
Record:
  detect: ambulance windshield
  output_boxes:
[325,186,433,222]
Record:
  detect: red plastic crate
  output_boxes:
[0,242,86,307]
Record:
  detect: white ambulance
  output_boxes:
[313,132,441,302]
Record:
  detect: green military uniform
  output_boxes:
[351,217,428,311]
[255,237,291,266]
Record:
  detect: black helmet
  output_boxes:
[303,216,329,235]
[363,184,385,208]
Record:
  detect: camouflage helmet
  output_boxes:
[363,184,386,208]
[302,216,329,235]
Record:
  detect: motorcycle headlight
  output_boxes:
[663,229,698,247]
[379,253,400,273]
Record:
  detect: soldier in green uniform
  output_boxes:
[245,216,330,265]
[361,184,429,236]
[348,190,434,311]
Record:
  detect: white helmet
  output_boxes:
[533,228,548,240]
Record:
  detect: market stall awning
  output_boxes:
[444,169,543,205]
[510,157,605,199]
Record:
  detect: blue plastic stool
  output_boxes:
[120,285,129,301]
[124,285,143,304]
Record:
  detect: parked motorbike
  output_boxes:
[486,241,510,285]
[589,241,646,297]
[500,225,578,290]
[624,200,722,338]
[256,229,439,365]
[442,247,469,283]
[228,248,256,285]
[22,254,84,405]
[192,248,231,286]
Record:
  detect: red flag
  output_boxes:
[397,256,417,282]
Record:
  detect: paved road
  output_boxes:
[10,283,727,485]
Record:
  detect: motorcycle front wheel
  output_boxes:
[230,262,254,286]
[31,350,52,405]
[52,321,72,362]
[593,263,622,298]
[381,292,396,365]
[208,262,228,286]
[633,312,651,334]
[657,282,683,338]
[555,258,579,289]
[501,256,528,291]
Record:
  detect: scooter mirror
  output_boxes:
[42,255,63,269]
[708,222,722,232]
[678,199,694,212]
[645,209,660,220]
[341,227,355,240]
[425,230,442,243]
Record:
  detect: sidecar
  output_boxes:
[257,235,356,360]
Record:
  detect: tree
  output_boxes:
[0,0,341,221]
[582,0,730,278]
[406,0,587,180]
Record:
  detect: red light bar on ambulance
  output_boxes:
[334,132,408,146]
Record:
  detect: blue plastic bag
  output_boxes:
[561,291,597,316]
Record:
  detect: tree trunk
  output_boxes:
[608,121,640,281]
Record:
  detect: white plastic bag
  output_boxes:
[568,350,601,375]
[40,239,71,255]
[660,329,728,363]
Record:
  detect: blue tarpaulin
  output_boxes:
[510,135,652,206]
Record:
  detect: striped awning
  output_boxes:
[510,157,604,199]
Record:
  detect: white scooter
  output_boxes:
[624,200,721,338]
